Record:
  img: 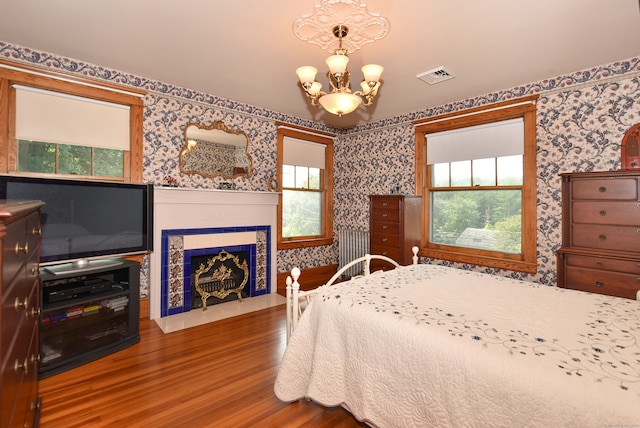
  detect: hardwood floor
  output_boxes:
[38,305,366,428]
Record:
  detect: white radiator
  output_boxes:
[338,229,370,278]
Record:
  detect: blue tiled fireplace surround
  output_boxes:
[160,226,271,317]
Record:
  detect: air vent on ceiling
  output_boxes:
[416,66,455,85]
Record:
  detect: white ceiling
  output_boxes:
[1,0,639,129]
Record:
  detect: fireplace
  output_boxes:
[149,187,279,320]
[190,249,249,309]
[160,225,269,316]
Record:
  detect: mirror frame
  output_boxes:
[179,121,254,179]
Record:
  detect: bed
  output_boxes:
[274,252,640,427]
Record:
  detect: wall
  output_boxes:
[333,61,640,285]
[2,41,639,289]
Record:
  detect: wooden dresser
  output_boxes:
[1,200,43,428]
[557,171,640,299]
[369,195,421,270]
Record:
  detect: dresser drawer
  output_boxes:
[572,224,640,252]
[370,197,401,211]
[565,266,640,299]
[371,232,400,248]
[572,201,640,225]
[13,323,39,428]
[565,253,640,275]
[572,177,638,200]
[370,243,400,260]
[17,369,40,428]
[370,247,401,272]
[371,208,400,223]
[2,272,30,354]
[3,216,28,290]
[24,211,41,261]
[371,220,401,236]
[1,302,36,428]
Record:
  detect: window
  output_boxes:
[414,96,538,273]
[0,60,145,182]
[14,85,130,179]
[17,140,124,177]
[277,125,334,249]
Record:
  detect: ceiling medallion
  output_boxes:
[293,0,390,53]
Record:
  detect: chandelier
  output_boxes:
[295,24,384,116]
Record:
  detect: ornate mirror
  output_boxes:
[180,121,253,179]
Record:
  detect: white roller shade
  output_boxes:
[426,118,523,164]
[283,136,326,169]
[14,85,130,150]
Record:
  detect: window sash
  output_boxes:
[281,189,323,238]
[17,140,125,178]
[414,96,538,274]
[276,124,334,249]
[429,188,523,254]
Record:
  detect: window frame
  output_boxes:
[0,59,145,182]
[276,124,334,250]
[414,96,538,273]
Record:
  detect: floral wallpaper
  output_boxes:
[2,41,639,292]
[332,70,640,286]
[142,93,279,191]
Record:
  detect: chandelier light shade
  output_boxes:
[318,92,362,116]
[295,24,384,116]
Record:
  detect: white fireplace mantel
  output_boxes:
[149,187,279,320]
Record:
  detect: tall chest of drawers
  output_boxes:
[557,171,640,299]
[369,195,421,270]
[1,200,43,428]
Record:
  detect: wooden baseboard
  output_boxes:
[277,264,338,296]
[138,265,338,315]
[139,296,149,319]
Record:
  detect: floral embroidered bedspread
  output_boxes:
[274,264,640,427]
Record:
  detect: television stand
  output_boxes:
[42,258,125,276]
[39,258,140,378]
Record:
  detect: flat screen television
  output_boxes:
[0,175,153,273]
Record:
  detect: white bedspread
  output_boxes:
[274,264,640,427]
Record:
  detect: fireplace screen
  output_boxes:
[192,250,249,310]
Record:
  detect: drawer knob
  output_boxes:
[31,227,42,236]
[14,241,28,255]
[599,210,607,216]
[382,225,388,229]
[598,186,607,193]
[382,238,388,242]
[599,234,607,241]
[30,306,41,319]
[14,358,29,375]
[14,296,28,311]
[382,202,388,206]
[595,280,604,287]
[382,213,388,217]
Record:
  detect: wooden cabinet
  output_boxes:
[369,195,421,270]
[39,260,140,378]
[557,171,640,299]
[1,200,43,428]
